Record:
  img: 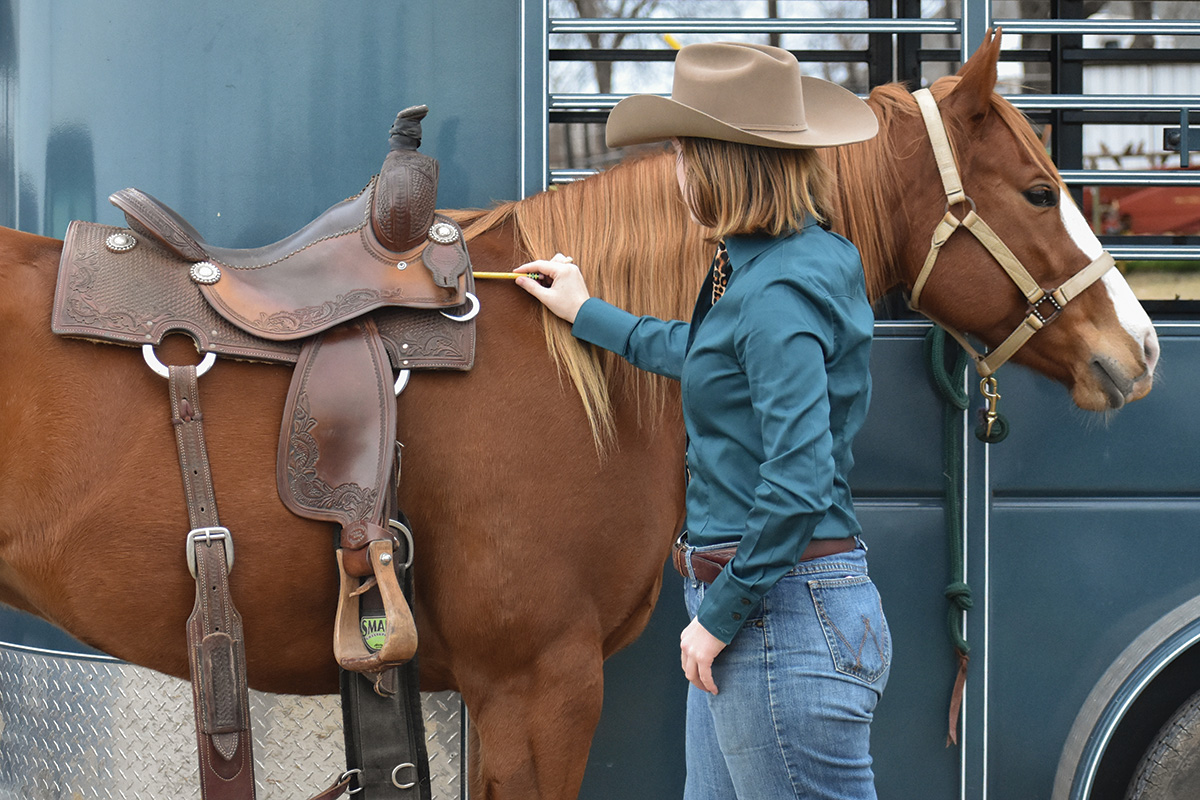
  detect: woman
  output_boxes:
[516,42,891,799]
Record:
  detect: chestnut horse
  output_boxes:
[0,33,1157,798]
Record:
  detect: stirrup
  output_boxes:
[333,539,418,680]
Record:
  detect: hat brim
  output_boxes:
[605,76,878,149]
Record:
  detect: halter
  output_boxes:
[909,88,1114,433]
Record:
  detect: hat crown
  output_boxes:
[671,43,808,134]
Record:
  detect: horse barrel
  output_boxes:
[0,611,468,800]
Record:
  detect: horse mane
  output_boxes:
[447,152,710,449]
[823,83,912,302]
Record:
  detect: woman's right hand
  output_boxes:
[514,253,590,324]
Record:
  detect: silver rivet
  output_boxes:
[105,232,137,252]
[379,553,393,566]
[427,221,459,245]
[397,261,408,270]
[401,343,409,350]
[402,360,409,366]
[190,261,221,285]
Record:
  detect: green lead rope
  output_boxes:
[923,326,973,747]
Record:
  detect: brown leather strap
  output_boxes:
[671,535,859,584]
[169,365,256,800]
[946,649,970,747]
[307,773,355,800]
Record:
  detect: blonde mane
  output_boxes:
[448,152,710,449]
[448,82,1048,449]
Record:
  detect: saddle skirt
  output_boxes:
[52,211,475,371]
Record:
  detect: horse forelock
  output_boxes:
[445,152,709,451]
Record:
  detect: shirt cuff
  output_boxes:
[696,570,761,644]
[571,297,639,353]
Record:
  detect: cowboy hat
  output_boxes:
[606,41,878,149]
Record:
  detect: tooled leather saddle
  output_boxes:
[52,105,464,800]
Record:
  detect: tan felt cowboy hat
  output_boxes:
[606,41,878,149]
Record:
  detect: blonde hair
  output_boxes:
[677,136,832,240]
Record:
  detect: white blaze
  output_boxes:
[1059,192,1159,374]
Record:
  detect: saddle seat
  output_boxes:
[111,183,369,269]
[110,182,469,343]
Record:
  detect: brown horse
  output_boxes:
[0,33,1157,799]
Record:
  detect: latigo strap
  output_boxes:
[169,365,257,800]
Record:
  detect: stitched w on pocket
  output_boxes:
[808,574,891,684]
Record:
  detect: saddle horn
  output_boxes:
[372,104,439,253]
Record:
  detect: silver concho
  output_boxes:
[105,231,137,252]
[427,221,459,245]
[190,261,222,285]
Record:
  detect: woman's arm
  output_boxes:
[516,255,689,380]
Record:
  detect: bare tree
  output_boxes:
[568,0,664,93]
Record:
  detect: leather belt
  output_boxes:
[672,535,858,584]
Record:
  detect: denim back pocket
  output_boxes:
[808,574,891,684]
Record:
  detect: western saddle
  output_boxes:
[53,105,471,800]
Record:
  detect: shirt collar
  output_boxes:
[722,214,818,270]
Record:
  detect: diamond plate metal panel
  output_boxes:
[0,645,465,799]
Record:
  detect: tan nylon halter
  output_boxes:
[908,88,1115,379]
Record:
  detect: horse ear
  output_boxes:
[944,28,1002,121]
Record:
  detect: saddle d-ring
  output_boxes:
[142,344,216,379]
[394,369,411,396]
[440,292,479,322]
[392,762,418,790]
[339,768,363,795]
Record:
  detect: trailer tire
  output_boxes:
[1126,688,1200,800]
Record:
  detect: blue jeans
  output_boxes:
[682,541,890,800]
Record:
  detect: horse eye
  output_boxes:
[1024,186,1058,208]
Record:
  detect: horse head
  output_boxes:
[833,30,1158,411]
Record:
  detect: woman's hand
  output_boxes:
[681,617,727,695]
[514,253,590,323]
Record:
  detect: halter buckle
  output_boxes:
[1030,293,1063,324]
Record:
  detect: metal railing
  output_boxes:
[542,11,1200,265]
[550,17,959,35]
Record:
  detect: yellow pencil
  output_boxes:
[472,271,544,281]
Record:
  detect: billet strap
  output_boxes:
[169,365,256,800]
[308,773,356,800]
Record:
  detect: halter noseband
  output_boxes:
[908,88,1114,383]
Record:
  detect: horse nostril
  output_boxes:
[1142,330,1160,375]
[1091,356,1131,409]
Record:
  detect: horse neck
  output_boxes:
[823,89,923,303]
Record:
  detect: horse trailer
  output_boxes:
[1,2,1198,799]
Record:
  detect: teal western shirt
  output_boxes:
[571,218,873,643]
